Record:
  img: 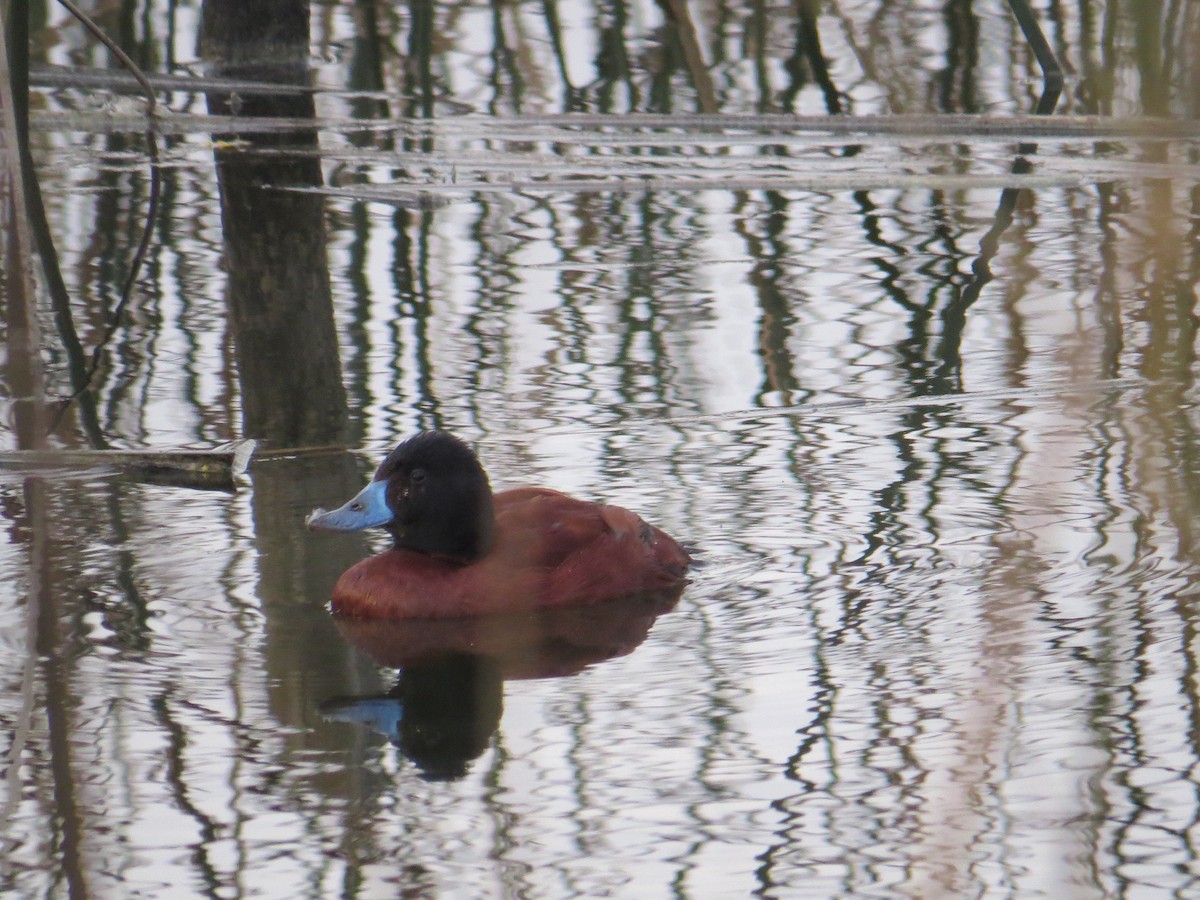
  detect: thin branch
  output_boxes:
[50,0,163,420]
[55,0,157,116]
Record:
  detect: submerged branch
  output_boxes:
[0,441,258,490]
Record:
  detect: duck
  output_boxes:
[306,431,690,619]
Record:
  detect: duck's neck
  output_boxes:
[388,492,495,563]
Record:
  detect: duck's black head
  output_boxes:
[307,431,496,562]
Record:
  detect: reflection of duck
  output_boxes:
[335,587,683,679]
[307,431,690,619]
[322,655,503,782]
[323,589,680,780]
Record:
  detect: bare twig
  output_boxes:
[51,0,162,423]
[54,0,157,116]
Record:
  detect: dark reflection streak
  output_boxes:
[1085,118,1200,878]
[541,0,581,111]
[1098,0,1119,113]
[706,0,731,73]
[937,0,979,114]
[877,195,945,392]
[563,692,595,897]
[854,194,955,585]
[590,0,636,113]
[487,0,522,115]
[644,430,771,893]
[919,197,964,385]
[1076,409,1129,893]
[747,0,769,111]
[732,190,801,408]
[657,0,717,114]
[862,663,923,882]
[1188,187,1200,338]
[853,416,921,572]
[391,206,420,424]
[617,192,679,419]
[1007,0,1064,116]
[0,496,39,889]
[791,0,844,115]
[90,154,163,442]
[87,148,127,419]
[647,5,682,114]
[465,192,521,433]
[156,166,203,440]
[99,484,150,647]
[778,0,808,113]
[1131,1,1169,119]
[937,0,1064,393]
[391,207,441,430]
[32,486,88,900]
[151,694,222,898]
[1074,0,1114,115]
[544,198,597,416]
[129,235,161,445]
[136,0,156,89]
[336,762,389,896]
[342,202,372,442]
[758,653,834,895]
[1181,411,1200,886]
[405,0,435,119]
[1047,0,1074,101]
[479,739,528,896]
[934,184,1023,393]
[683,611,765,897]
[700,0,729,73]
[1161,0,1185,88]
[348,0,390,127]
[627,449,711,889]
[614,196,646,406]
[853,191,918,312]
[1093,183,1124,379]
[1174,227,1200,382]
[3,134,45,450]
[461,203,511,435]
[1188,10,1200,121]
[165,0,178,71]
[5,4,106,446]
[1105,603,1155,898]
[758,438,836,894]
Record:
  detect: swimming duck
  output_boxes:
[307,431,690,619]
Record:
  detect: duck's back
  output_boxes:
[330,488,689,619]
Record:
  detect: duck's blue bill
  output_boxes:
[321,697,404,740]
[306,480,394,531]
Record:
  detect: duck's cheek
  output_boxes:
[307,480,395,531]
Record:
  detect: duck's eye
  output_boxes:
[410,468,427,484]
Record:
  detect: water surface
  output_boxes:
[4,1,1200,896]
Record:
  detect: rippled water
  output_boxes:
[4,0,1200,897]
